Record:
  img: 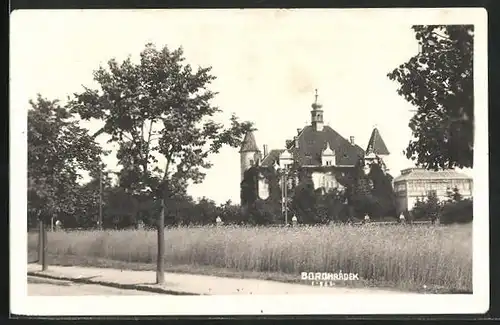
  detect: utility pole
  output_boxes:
[284,174,288,225]
[98,165,103,230]
[280,172,285,225]
[156,197,165,284]
[279,167,291,226]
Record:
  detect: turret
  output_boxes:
[365,127,390,172]
[311,89,324,132]
[239,131,261,182]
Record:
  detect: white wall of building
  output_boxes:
[311,171,344,192]
[394,178,473,212]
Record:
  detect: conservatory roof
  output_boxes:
[393,167,472,183]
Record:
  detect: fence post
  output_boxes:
[38,219,43,265]
[42,221,48,271]
[156,198,165,284]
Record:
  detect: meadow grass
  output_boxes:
[27,223,472,293]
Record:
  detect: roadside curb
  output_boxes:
[28,275,73,286]
[27,271,202,296]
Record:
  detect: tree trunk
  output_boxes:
[156,198,165,284]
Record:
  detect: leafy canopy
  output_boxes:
[28,95,103,221]
[388,25,473,170]
[70,43,254,197]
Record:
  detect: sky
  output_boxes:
[11,9,476,204]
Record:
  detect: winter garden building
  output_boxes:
[393,168,473,213]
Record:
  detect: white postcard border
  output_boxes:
[10,7,489,316]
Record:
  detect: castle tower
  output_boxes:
[311,89,324,132]
[239,131,261,182]
[365,127,390,172]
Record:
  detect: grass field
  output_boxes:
[27,223,472,293]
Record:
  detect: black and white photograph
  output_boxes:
[10,8,488,316]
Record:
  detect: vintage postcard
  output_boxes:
[10,8,488,316]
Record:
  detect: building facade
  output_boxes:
[239,90,391,202]
[393,167,473,213]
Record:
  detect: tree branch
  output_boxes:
[119,131,134,143]
[142,119,155,178]
[163,149,173,182]
[431,31,453,41]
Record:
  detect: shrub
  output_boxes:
[411,192,441,222]
[411,187,473,224]
[441,199,473,224]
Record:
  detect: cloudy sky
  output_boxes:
[11,9,477,204]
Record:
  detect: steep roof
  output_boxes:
[282,125,364,166]
[366,128,390,155]
[261,149,284,167]
[393,168,473,183]
[239,131,260,153]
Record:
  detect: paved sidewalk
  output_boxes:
[27,264,409,295]
[28,276,159,296]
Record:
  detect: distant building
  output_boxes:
[239,90,391,203]
[393,167,473,213]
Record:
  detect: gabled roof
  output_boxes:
[259,125,365,167]
[291,125,364,166]
[239,131,260,153]
[366,128,390,155]
[322,141,335,156]
[261,149,284,167]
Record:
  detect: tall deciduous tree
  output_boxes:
[70,43,253,207]
[28,95,103,226]
[388,25,473,170]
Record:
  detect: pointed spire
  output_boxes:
[311,88,323,110]
[366,127,390,155]
[311,89,324,131]
[239,131,260,153]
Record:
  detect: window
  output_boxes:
[427,190,437,197]
[249,160,254,166]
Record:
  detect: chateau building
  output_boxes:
[393,168,473,213]
[239,90,391,202]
